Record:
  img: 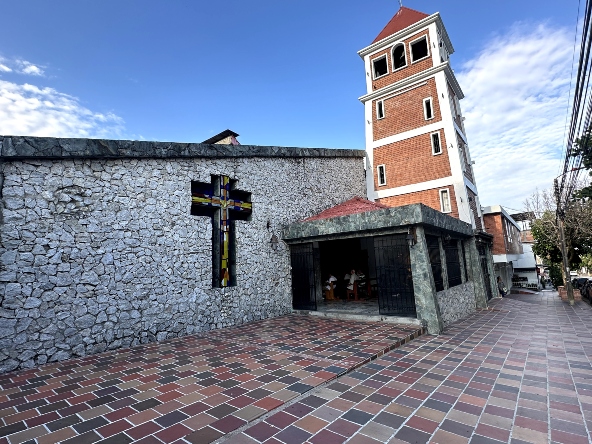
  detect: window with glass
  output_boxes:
[392,43,407,70]
[377,164,387,186]
[372,56,388,79]
[440,189,452,213]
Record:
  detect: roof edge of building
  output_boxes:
[0,135,365,160]
[358,12,453,59]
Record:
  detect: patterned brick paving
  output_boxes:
[229,292,592,444]
[0,315,422,444]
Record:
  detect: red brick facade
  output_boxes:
[466,188,482,231]
[362,10,484,231]
[483,214,505,255]
[372,78,441,141]
[483,213,522,255]
[378,186,459,219]
[373,131,450,190]
[369,30,433,90]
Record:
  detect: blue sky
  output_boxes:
[0,0,581,208]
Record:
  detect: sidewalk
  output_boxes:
[229,292,592,444]
[0,316,422,444]
[1,292,591,443]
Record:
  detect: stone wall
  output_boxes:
[436,281,475,327]
[0,143,365,373]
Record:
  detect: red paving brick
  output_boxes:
[0,315,421,443]
[2,292,591,443]
[233,292,592,444]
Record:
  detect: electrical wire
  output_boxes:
[558,0,592,210]
[560,0,584,176]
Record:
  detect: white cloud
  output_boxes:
[16,60,44,76]
[0,79,124,138]
[0,56,12,73]
[457,23,573,210]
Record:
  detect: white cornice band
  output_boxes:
[358,62,464,103]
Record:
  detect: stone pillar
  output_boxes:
[410,226,443,334]
[465,237,488,309]
[458,240,467,283]
[313,242,323,306]
[486,244,497,299]
[439,238,449,290]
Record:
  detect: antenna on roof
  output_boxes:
[399,0,403,7]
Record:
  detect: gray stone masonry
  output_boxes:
[0,137,365,373]
[410,226,444,335]
[465,238,489,309]
[0,136,364,160]
[436,281,476,327]
[283,203,473,243]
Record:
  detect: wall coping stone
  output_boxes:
[0,136,365,160]
[283,202,474,242]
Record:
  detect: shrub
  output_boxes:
[549,263,563,289]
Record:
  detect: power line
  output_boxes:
[560,0,583,177]
[558,0,592,210]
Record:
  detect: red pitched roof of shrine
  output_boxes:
[372,7,430,43]
[304,197,389,222]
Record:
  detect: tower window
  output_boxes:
[423,98,433,120]
[372,56,388,79]
[440,189,452,213]
[392,43,407,70]
[376,100,385,119]
[431,132,442,155]
[377,164,387,186]
[410,36,429,62]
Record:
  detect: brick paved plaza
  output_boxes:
[1,292,591,443]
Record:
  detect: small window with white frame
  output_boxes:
[431,132,442,155]
[423,98,434,120]
[377,164,387,186]
[376,100,385,119]
[392,43,407,70]
[410,36,430,63]
[440,189,452,213]
[372,55,388,79]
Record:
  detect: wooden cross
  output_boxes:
[191,175,252,287]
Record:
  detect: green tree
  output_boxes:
[581,253,592,271]
[525,188,592,268]
[549,263,564,289]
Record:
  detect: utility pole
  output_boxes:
[554,178,575,305]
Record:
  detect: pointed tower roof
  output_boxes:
[372,6,430,43]
[303,197,389,222]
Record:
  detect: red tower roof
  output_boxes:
[372,7,430,43]
[304,197,389,222]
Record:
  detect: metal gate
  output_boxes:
[374,234,416,316]
[478,244,493,300]
[290,243,317,310]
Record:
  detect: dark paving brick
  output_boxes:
[154,411,188,427]
[46,414,82,432]
[62,431,102,444]
[185,426,224,444]
[439,419,474,438]
[98,433,134,444]
[0,422,26,438]
[395,426,432,443]
[74,417,109,434]
[275,425,312,444]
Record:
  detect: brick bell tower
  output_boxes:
[359,6,484,230]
